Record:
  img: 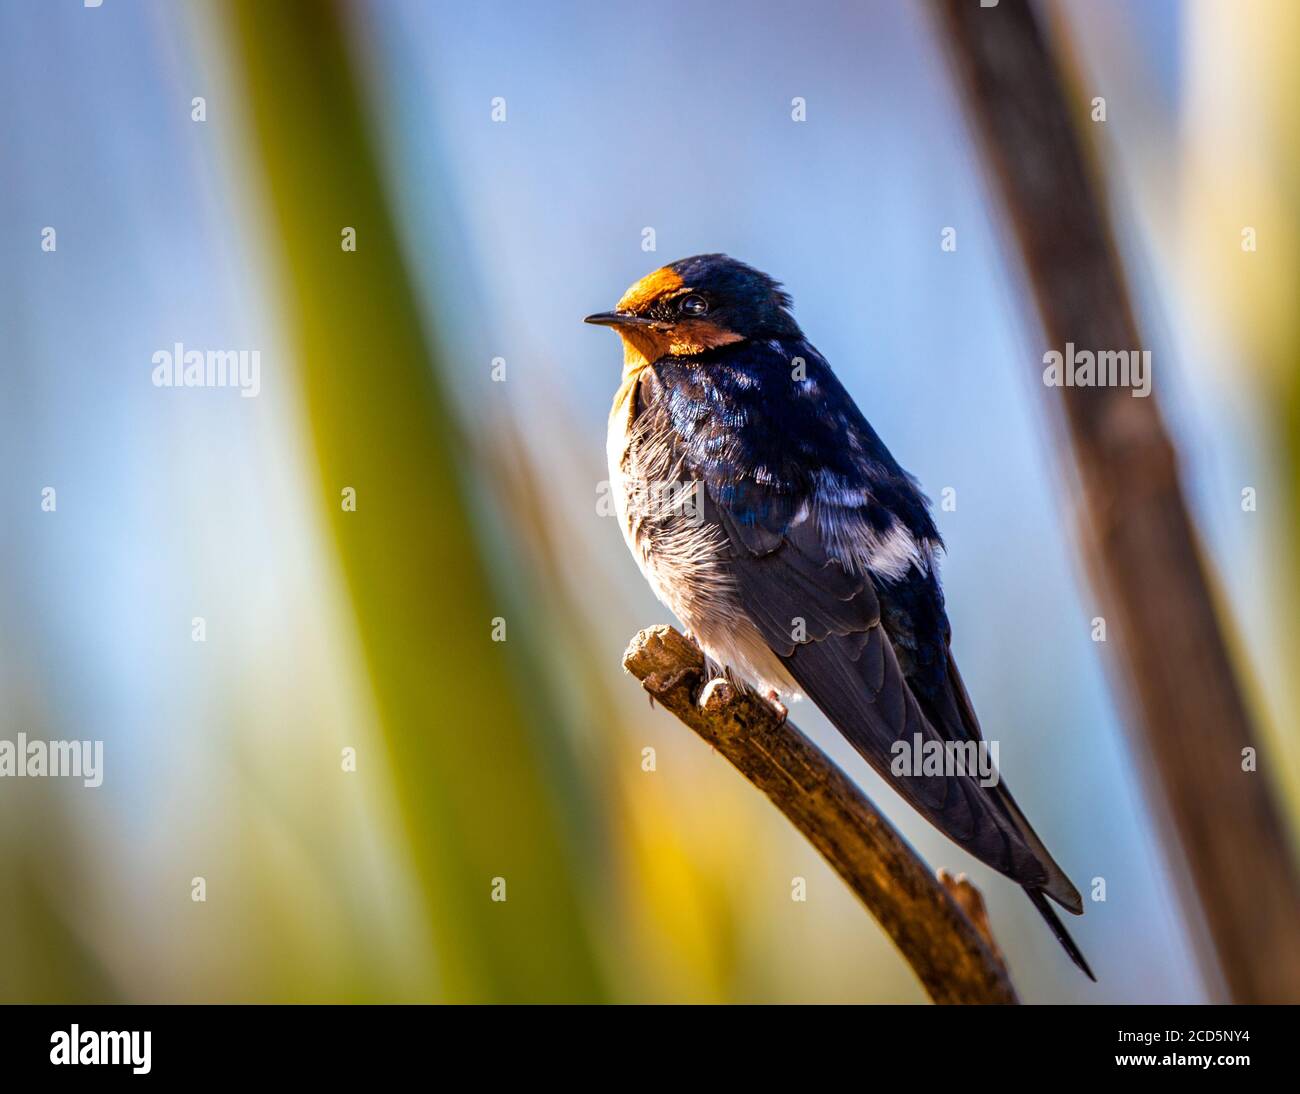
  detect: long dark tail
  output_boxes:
[1025,887,1095,981]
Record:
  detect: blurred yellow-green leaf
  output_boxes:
[224,0,605,1002]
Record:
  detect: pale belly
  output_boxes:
[607,378,797,696]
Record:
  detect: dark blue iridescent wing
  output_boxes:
[651,338,1081,909]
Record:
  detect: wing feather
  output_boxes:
[664,342,1080,905]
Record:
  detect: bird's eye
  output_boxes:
[678,294,709,316]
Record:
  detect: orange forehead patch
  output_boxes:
[616,267,684,312]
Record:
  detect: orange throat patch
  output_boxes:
[616,319,743,373]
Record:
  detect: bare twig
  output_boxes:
[932,0,1300,1002]
[623,625,1018,1005]
[938,868,1005,967]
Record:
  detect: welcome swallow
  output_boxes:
[586,254,1093,980]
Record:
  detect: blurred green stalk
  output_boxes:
[224,0,604,1001]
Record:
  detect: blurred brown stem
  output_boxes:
[623,625,1018,1005]
[932,0,1300,1002]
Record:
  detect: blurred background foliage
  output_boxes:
[226,0,603,1003]
[0,0,1294,1003]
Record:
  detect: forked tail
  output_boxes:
[1025,886,1096,981]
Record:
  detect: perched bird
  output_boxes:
[586,254,1093,980]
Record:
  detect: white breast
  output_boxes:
[606,373,797,697]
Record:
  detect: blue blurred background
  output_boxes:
[1,0,1296,1003]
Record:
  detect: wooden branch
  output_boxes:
[938,868,1005,967]
[624,625,1018,1005]
[932,0,1300,1002]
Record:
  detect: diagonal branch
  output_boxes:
[623,625,1018,1005]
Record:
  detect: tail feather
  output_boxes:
[991,783,1083,913]
[1025,886,1095,981]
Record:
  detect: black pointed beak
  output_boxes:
[584,310,652,328]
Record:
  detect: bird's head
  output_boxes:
[585,254,800,366]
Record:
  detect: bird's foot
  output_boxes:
[765,690,788,726]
